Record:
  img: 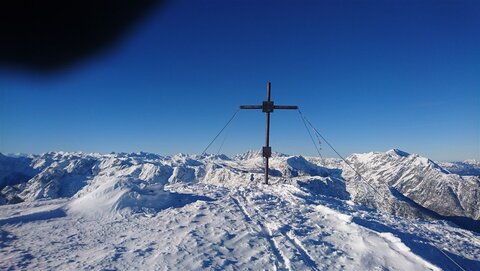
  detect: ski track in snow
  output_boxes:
[237,189,320,271]
[1,183,479,270]
[230,194,288,270]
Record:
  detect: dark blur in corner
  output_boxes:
[0,0,166,73]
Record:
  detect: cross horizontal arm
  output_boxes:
[240,105,262,109]
[274,105,298,109]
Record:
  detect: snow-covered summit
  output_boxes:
[1,149,479,270]
[386,148,410,157]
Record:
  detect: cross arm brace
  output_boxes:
[274,105,298,109]
[240,105,262,109]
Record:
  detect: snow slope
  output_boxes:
[2,183,479,270]
[1,149,479,270]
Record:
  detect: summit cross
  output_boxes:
[240,82,298,184]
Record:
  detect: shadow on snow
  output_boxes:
[352,217,480,271]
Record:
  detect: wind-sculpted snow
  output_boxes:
[1,183,479,270]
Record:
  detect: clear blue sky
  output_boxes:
[1,0,479,161]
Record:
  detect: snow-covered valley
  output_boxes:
[1,150,479,270]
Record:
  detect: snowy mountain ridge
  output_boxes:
[342,149,480,222]
[1,149,479,223]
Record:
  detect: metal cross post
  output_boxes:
[240,82,298,184]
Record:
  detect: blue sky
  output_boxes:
[1,0,479,161]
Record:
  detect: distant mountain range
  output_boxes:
[1,149,479,230]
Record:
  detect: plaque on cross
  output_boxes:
[240,82,298,184]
